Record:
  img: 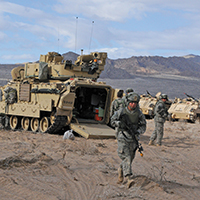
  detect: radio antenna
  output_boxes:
[89,21,94,52]
[75,17,78,53]
[57,25,60,53]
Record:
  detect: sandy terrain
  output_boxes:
[0,119,200,200]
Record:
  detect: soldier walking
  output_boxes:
[111,93,146,188]
[148,94,168,146]
[122,88,134,107]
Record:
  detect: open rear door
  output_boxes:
[70,123,116,139]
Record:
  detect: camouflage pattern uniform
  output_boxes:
[121,88,134,107]
[150,97,168,145]
[110,98,124,117]
[111,95,146,177]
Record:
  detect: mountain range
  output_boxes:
[1,52,200,80]
[62,52,200,79]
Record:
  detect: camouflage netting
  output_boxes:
[39,62,48,81]
[4,87,17,104]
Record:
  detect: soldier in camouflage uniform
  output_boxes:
[122,88,134,107]
[125,88,134,94]
[148,94,168,146]
[111,93,146,188]
[110,90,124,117]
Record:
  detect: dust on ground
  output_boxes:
[0,119,200,200]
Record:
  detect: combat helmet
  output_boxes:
[127,92,140,103]
[160,94,168,100]
[125,88,134,94]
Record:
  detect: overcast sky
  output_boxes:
[1,0,200,64]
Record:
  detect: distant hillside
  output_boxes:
[61,52,132,79]
[62,51,79,64]
[1,52,200,80]
[62,52,200,79]
[101,55,200,79]
[183,54,200,64]
[0,64,22,80]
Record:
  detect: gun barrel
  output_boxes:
[184,93,198,102]
[146,90,151,96]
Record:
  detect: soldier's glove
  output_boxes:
[115,121,121,127]
[135,132,140,141]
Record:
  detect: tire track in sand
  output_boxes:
[48,162,108,200]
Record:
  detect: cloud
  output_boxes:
[54,0,200,22]
[1,0,200,63]
[0,1,45,19]
[0,31,6,40]
[108,26,200,56]
[0,54,35,62]
[54,0,149,21]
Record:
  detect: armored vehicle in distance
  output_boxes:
[168,93,200,123]
[139,91,161,119]
[0,51,117,138]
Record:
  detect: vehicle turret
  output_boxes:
[11,51,107,82]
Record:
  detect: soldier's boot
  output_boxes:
[156,143,161,147]
[148,140,154,146]
[117,167,123,184]
[127,175,135,189]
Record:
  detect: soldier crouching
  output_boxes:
[111,93,146,188]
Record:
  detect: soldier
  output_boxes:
[110,90,124,117]
[126,88,133,94]
[122,88,134,107]
[148,94,168,146]
[111,93,146,188]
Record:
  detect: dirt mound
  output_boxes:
[0,120,200,199]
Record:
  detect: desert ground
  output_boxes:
[0,119,200,200]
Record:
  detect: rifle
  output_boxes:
[146,90,156,98]
[119,110,144,157]
[146,90,152,96]
[184,93,199,102]
[138,143,144,157]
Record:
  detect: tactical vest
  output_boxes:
[154,100,166,115]
[121,107,139,129]
[154,100,167,122]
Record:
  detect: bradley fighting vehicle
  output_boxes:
[139,91,172,119]
[139,91,161,119]
[168,93,200,123]
[0,52,117,138]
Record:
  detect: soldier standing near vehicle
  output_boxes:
[148,94,168,146]
[111,93,146,188]
[110,90,124,117]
